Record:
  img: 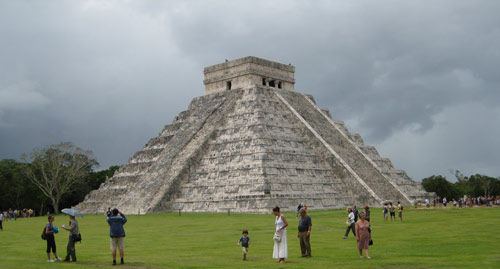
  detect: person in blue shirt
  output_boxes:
[107,208,127,265]
[237,230,251,260]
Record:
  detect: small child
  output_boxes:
[237,230,251,260]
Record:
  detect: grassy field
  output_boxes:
[0,207,499,268]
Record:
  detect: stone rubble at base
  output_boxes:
[76,56,434,214]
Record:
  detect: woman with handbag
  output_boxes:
[272,206,288,264]
[355,212,371,259]
[61,215,79,262]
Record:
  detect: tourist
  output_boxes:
[45,215,62,262]
[355,212,371,259]
[14,209,18,220]
[108,208,127,265]
[297,208,312,257]
[106,207,112,217]
[296,203,303,218]
[425,198,430,208]
[389,203,396,221]
[383,204,388,221]
[0,211,3,230]
[353,205,359,222]
[443,197,448,208]
[343,208,356,239]
[398,201,403,221]
[272,206,288,264]
[237,230,250,260]
[364,206,371,222]
[62,215,79,262]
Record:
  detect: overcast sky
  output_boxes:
[1,0,499,181]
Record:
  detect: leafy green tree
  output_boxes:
[422,175,460,199]
[59,165,120,209]
[22,142,98,213]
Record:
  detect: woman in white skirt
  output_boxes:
[272,206,288,264]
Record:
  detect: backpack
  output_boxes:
[41,227,47,240]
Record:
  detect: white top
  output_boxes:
[348,212,355,224]
[275,214,285,231]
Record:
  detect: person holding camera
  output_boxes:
[107,208,127,265]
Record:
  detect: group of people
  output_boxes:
[43,214,79,262]
[382,202,403,221]
[1,208,35,222]
[343,206,372,258]
[42,207,127,265]
[429,195,500,208]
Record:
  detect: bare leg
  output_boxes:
[359,249,363,258]
[112,250,116,260]
[366,249,371,259]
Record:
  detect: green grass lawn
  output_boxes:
[0,207,499,268]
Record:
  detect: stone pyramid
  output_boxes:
[76,56,432,214]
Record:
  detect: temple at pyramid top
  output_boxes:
[204,56,296,94]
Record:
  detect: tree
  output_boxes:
[22,142,98,213]
[421,175,460,199]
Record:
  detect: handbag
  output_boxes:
[369,239,373,246]
[72,233,82,243]
[41,227,47,240]
[273,231,281,242]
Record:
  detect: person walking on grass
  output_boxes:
[62,215,79,262]
[237,230,251,260]
[0,211,3,230]
[364,206,371,222]
[108,208,127,265]
[45,215,62,262]
[389,203,396,221]
[398,202,403,221]
[297,208,312,257]
[383,204,389,221]
[272,206,288,264]
[343,208,355,239]
[355,212,371,259]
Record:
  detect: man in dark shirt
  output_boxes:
[297,208,312,257]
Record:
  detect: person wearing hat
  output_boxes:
[364,206,371,222]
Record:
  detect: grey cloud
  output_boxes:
[1,0,499,181]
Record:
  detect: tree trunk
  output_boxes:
[51,198,59,214]
[39,200,44,216]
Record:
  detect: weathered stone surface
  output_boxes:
[76,56,433,214]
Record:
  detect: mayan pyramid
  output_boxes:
[76,56,432,214]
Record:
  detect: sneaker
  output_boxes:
[343,236,347,239]
[112,260,116,265]
[47,259,54,263]
[55,257,62,261]
[121,259,124,265]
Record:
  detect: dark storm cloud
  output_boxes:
[1,0,499,180]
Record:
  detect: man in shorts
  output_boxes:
[107,208,127,265]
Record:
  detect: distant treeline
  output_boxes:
[422,172,500,199]
[0,159,119,215]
